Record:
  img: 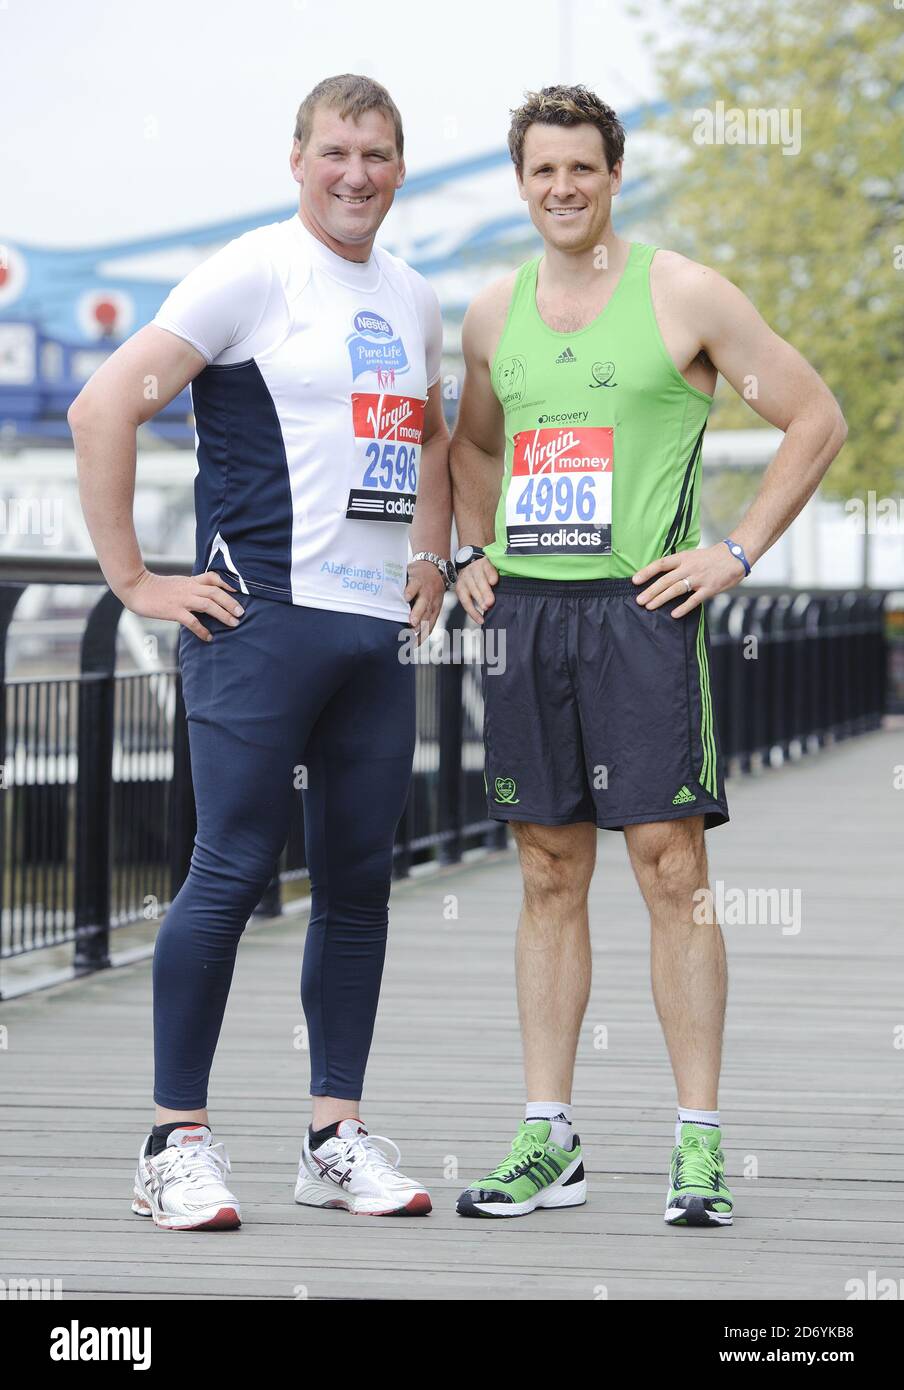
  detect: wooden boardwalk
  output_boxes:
[1,727,903,1300]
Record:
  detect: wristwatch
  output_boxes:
[453,544,485,573]
[410,551,456,589]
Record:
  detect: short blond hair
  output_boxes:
[294,74,404,158]
[508,85,625,175]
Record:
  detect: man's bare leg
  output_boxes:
[513,821,598,1101]
[454,820,596,1217]
[623,816,726,1108]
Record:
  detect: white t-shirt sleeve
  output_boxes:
[408,272,444,389]
[152,233,274,365]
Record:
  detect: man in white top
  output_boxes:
[70,75,452,1228]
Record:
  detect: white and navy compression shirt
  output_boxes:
[153,214,443,622]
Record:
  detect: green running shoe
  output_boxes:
[665,1122,733,1227]
[456,1120,586,1218]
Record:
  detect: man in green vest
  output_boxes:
[449,85,846,1226]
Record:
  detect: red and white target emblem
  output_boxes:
[77,288,135,340]
[0,244,28,308]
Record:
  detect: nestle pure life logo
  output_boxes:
[347,308,409,385]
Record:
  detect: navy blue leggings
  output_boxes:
[152,594,415,1108]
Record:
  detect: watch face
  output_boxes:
[454,546,472,565]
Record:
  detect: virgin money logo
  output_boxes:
[352,393,425,444]
[513,426,614,476]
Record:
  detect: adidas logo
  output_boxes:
[554,347,577,364]
[672,785,697,805]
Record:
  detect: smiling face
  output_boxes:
[290,104,405,260]
[517,122,621,254]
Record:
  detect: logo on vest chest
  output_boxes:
[347,307,410,383]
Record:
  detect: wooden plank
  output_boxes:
[1,727,903,1300]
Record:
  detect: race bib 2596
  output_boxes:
[346,393,425,524]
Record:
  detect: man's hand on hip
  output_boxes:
[120,569,244,643]
[633,544,747,618]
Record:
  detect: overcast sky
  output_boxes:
[2,0,668,246]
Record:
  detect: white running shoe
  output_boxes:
[294,1119,432,1216]
[131,1124,241,1231]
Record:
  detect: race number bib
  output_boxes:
[346,393,425,524]
[505,426,613,556]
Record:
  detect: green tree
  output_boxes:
[645,0,904,577]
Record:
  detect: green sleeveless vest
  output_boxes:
[485,243,713,579]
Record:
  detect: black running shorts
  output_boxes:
[480,577,729,831]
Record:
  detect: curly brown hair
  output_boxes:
[508,85,625,176]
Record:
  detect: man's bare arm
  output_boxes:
[409,383,451,559]
[449,284,510,622]
[697,264,846,563]
[636,261,847,616]
[68,325,245,641]
[406,382,451,637]
[450,294,506,546]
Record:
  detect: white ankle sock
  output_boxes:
[525,1101,573,1150]
[676,1107,720,1146]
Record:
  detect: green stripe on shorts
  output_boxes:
[695,609,718,797]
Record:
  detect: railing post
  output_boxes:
[872,593,889,725]
[485,820,508,851]
[823,595,842,742]
[804,595,825,751]
[788,594,811,756]
[74,589,122,975]
[0,584,26,999]
[770,595,793,763]
[746,596,764,764]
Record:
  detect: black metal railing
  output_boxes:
[0,554,890,995]
[706,588,887,770]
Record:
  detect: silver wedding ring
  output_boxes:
[682,577,693,594]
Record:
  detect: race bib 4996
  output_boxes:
[505,425,613,556]
[346,393,424,524]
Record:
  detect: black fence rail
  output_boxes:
[706,588,887,770]
[0,555,890,996]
